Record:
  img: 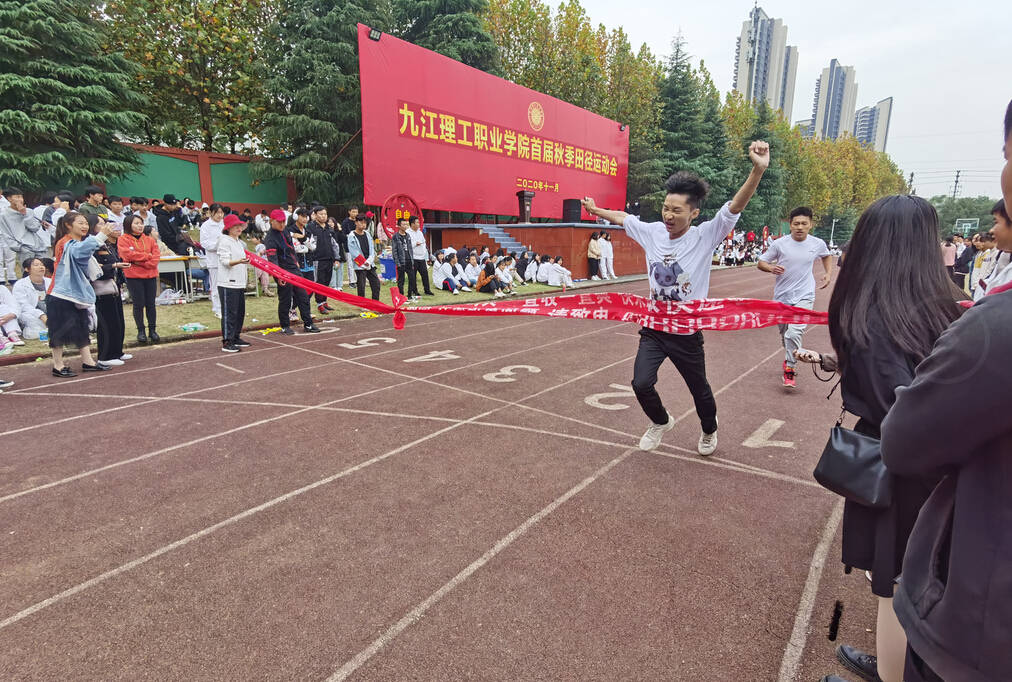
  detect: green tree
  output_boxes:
[730,101,785,232]
[929,195,1001,236]
[252,0,391,203]
[103,0,276,153]
[0,0,143,189]
[394,0,499,74]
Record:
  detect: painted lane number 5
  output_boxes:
[337,337,396,350]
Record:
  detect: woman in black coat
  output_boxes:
[86,214,131,365]
[797,195,964,682]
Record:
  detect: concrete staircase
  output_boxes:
[478,225,525,254]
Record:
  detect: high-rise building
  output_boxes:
[809,59,858,141]
[733,6,799,114]
[854,97,893,152]
[795,119,814,139]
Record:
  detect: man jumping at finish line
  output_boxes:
[581,140,770,455]
[757,206,832,389]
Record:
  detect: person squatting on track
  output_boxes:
[263,209,321,335]
[757,206,833,388]
[581,139,771,455]
[217,214,252,353]
[795,195,967,682]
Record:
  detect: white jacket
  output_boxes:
[547,263,571,286]
[0,282,19,319]
[12,276,50,325]
[431,260,457,289]
[524,261,538,281]
[463,263,482,281]
[408,227,427,260]
[599,237,613,258]
[216,235,248,288]
[201,218,224,265]
[536,262,551,283]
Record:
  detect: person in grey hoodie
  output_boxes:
[0,188,48,278]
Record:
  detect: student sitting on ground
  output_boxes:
[525,253,541,282]
[13,257,51,339]
[535,253,551,283]
[477,261,506,298]
[449,253,474,290]
[495,258,515,294]
[516,251,530,280]
[462,254,482,288]
[547,255,574,288]
[431,252,463,294]
[503,256,524,287]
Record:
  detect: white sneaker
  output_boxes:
[102,358,125,366]
[452,289,459,295]
[120,354,133,361]
[697,419,718,456]
[461,286,472,292]
[494,290,505,298]
[639,412,675,451]
[591,275,600,280]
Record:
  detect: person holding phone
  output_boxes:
[88,215,131,365]
[217,214,251,352]
[118,213,161,343]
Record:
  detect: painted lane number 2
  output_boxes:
[584,383,635,410]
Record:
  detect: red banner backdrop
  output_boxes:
[358,24,629,219]
[246,251,827,333]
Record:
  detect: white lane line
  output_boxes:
[5,318,444,394]
[0,344,647,628]
[0,322,619,503]
[215,363,245,374]
[322,348,795,678]
[0,317,544,438]
[776,498,845,682]
[326,448,638,682]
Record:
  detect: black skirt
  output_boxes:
[840,418,939,597]
[46,295,92,349]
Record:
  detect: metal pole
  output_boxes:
[830,218,837,247]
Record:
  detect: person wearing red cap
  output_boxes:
[217,214,251,352]
[263,209,320,335]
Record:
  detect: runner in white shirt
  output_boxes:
[581,140,770,455]
[757,206,832,389]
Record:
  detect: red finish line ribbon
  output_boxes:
[246,251,827,333]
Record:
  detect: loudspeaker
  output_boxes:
[562,198,582,223]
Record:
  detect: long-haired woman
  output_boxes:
[46,212,117,377]
[799,195,964,682]
[86,214,131,365]
[118,213,161,343]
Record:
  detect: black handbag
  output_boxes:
[813,409,892,508]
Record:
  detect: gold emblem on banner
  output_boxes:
[528,102,545,131]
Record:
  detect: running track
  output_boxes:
[0,266,878,681]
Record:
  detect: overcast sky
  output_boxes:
[579,0,1007,201]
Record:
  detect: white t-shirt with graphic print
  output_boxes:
[622,202,741,309]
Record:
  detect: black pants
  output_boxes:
[588,257,599,278]
[219,286,246,345]
[904,645,944,682]
[314,259,334,304]
[355,267,381,300]
[276,273,312,328]
[396,262,418,296]
[413,259,433,294]
[125,277,157,333]
[95,292,125,361]
[479,279,502,293]
[631,328,717,433]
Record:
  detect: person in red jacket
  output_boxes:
[118,214,162,343]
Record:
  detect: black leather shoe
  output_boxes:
[836,644,882,682]
[52,367,77,378]
[136,331,147,344]
[82,363,111,372]
[303,325,322,333]
[148,331,161,342]
[280,327,296,336]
